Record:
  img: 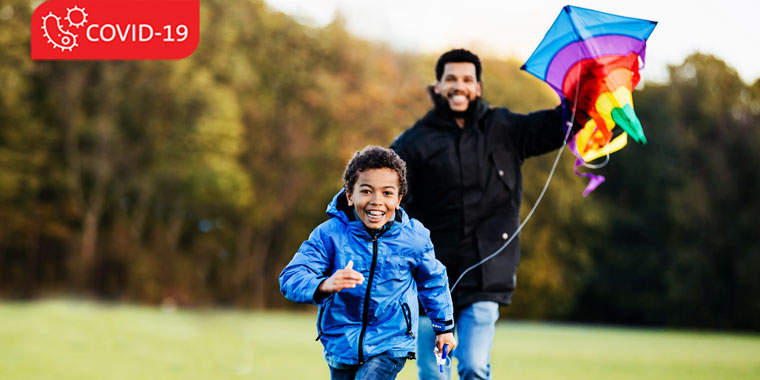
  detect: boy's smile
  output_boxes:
[346,168,403,230]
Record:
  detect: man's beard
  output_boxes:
[433,93,479,120]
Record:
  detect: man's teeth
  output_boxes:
[451,95,467,103]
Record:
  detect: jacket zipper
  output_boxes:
[315,303,326,341]
[401,302,414,338]
[357,235,379,365]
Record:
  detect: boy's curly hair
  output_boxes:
[343,146,408,197]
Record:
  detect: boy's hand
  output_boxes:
[435,332,456,357]
[318,260,365,293]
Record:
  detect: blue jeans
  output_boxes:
[416,301,499,380]
[329,352,406,380]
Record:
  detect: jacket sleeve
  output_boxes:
[279,225,333,305]
[414,239,455,334]
[511,106,569,160]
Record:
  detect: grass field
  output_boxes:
[1,300,759,379]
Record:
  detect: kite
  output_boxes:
[522,5,657,195]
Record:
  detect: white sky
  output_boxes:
[265,0,760,84]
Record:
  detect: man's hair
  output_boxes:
[343,146,408,197]
[435,48,482,82]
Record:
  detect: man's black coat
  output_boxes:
[391,96,566,309]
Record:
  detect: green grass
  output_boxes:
[1,300,759,379]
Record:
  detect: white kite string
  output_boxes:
[449,71,582,294]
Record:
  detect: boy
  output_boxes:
[280,146,456,380]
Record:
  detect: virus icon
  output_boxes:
[40,5,88,53]
[65,6,88,28]
[41,12,78,52]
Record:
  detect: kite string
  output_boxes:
[449,66,582,294]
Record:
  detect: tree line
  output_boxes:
[1,0,758,330]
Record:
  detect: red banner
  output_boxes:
[31,0,199,60]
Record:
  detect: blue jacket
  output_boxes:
[280,190,454,365]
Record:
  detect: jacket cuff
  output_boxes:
[431,319,455,335]
[308,277,329,305]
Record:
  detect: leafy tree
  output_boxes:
[573,54,760,329]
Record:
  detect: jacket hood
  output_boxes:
[326,189,409,235]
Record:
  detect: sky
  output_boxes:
[265,0,760,84]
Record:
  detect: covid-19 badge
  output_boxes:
[31,0,199,60]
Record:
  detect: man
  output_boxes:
[391,49,569,380]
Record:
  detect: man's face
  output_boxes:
[434,62,482,112]
[346,168,402,230]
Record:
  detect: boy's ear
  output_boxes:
[345,188,353,206]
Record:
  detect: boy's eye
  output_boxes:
[360,189,371,194]
[383,191,394,196]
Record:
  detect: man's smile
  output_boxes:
[449,94,469,107]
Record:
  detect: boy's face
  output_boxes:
[346,168,403,230]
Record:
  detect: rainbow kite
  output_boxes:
[522,6,657,196]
